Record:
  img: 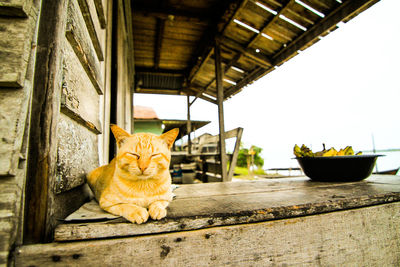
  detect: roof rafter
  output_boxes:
[132,3,213,22]
[187,0,248,84]
[154,18,165,69]
[246,0,293,48]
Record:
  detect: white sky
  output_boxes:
[134,0,400,171]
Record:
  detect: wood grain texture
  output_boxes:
[54,175,400,241]
[0,178,20,265]
[93,0,107,29]
[76,0,104,61]
[66,0,104,94]
[61,38,102,133]
[0,6,37,87]
[55,114,100,194]
[24,0,69,243]
[17,202,400,266]
[0,0,32,17]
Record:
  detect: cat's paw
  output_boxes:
[148,204,167,220]
[126,207,149,224]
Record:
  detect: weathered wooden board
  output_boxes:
[0,8,37,87]
[66,0,104,95]
[0,178,20,265]
[86,0,105,56]
[16,202,400,266]
[55,114,99,194]
[0,0,32,17]
[0,88,31,176]
[62,38,102,133]
[54,175,400,241]
[76,0,104,61]
[93,0,106,29]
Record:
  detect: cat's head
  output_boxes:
[110,124,179,180]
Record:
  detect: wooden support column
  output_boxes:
[24,0,69,243]
[186,95,192,154]
[214,40,228,182]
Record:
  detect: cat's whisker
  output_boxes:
[87,126,179,224]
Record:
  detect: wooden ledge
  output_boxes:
[54,175,400,241]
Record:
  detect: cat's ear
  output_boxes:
[110,124,130,147]
[160,128,179,149]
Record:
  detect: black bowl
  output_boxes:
[295,155,382,182]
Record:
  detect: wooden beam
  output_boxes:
[218,36,272,68]
[273,0,380,66]
[187,87,217,105]
[246,0,293,48]
[24,0,69,243]
[187,0,246,84]
[227,127,243,181]
[135,88,181,95]
[203,53,243,92]
[154,18,165,69]
[224,66,270,99]
[220,0,249,36]
[188,48,214,83]
[214,40,228,182]
[132,3,213,22]
[135,67,185,76]
[186,95,192,154]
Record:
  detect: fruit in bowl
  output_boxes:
[293,144,381,182]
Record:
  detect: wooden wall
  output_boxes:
[22,0,135,244]
[20,0,136,245]
[0,0,42,264]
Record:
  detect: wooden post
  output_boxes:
[186,95,192,154]
[214,40,227,182]
[24,0,69,243]
[227,127,243,181]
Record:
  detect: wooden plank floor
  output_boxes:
[16,203,400,266]
[54,175,400,241]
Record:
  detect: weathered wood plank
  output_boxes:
[215,40,228,182]
[93,0,106,29]
[0,87,31,176]
[66,0,104,94]
[227,127,243,180]
[61,38,102,133]
[0,178,20,265]
[24,0,69,244]
[0,0,32,17]
[203,127,243,144]
[0,10,37,87]
[54,176,400,241]
[17,202,400,266]
[55,114,100,194]
[87,0,105,56]
[76,0,104,61]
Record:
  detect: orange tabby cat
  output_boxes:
[87,125,179,224]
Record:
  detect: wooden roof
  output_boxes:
[132,0,379,103]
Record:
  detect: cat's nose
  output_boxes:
[138,160,148,173]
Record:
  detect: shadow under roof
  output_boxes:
[132,0,379,103]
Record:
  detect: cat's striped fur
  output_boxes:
[87,125,179,224]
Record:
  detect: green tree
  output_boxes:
[236,144,264,168]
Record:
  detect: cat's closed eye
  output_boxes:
[151,153,161,158]
[126,152,140,159]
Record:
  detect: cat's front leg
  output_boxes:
[148,200,169,220]
[100,201,149,224]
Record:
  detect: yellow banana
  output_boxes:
[322,148,337,157]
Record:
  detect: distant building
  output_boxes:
[133,106,163,135]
